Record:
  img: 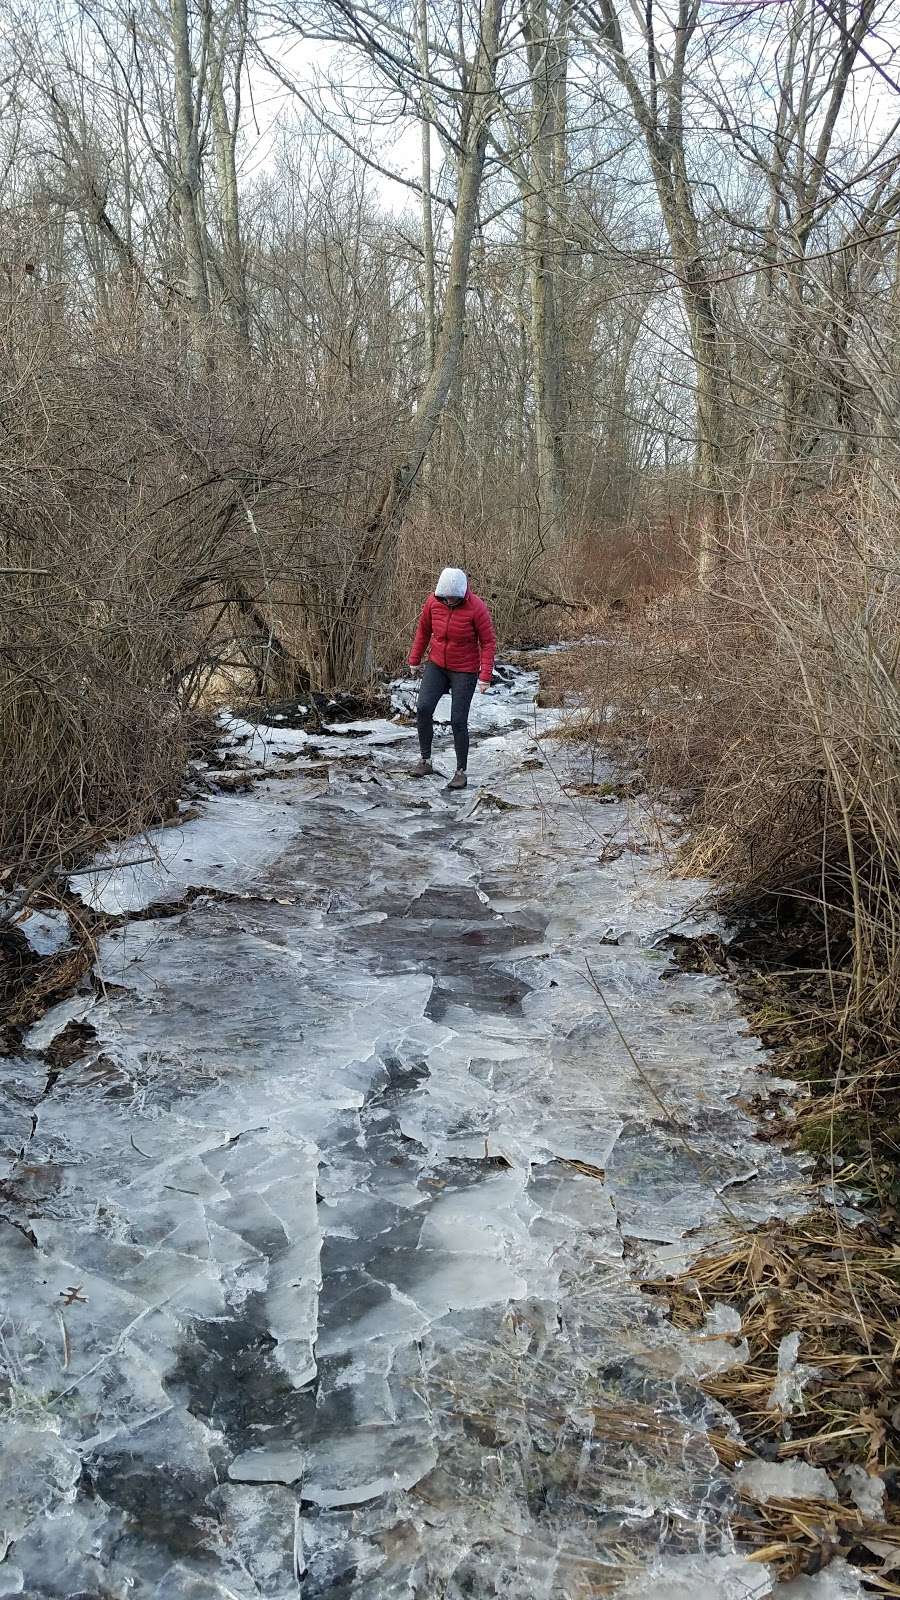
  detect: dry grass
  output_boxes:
[643,1214,900,1584]
[646,1218,899,1462]
[538,479,900,1585]
[552,474,900,1177]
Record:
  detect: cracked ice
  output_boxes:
[0,665,849,1598]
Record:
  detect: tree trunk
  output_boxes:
[418,0,437,373]
[588,0,728,584]
[523,0,567,549]
[209,0,250,348]
[171,0,210,328]
[686,272,725,584]
[325,0,506,685]
[417,0,437,506]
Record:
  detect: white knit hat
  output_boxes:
[435,567,468,599]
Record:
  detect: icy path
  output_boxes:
[0,667,841,1599]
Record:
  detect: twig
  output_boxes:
[57,1309,70,1370]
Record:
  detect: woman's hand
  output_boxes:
[477,681,489,694]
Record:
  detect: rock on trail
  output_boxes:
[0,665,840,1598]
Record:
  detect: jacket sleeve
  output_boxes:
[409,599,433,667]
[474,599,497,681]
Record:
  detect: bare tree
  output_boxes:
[339,0,509,678]
[577,0,730,579]
[208,0,251,343]
[521,0,570,550]
[171,0,212,324]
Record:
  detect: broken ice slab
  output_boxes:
[23,991,95,1052]
[605,1122,760,1243]
[0,1500,127,1600]
[69,786,308,913]
[0,1425,82,1546]
[768,1329,821,1413]
[841,1463,886,1520]
[12,908,73,957]
[301,1427,438,1508]
[217,710,313,762]
[385,1249,528,1320]
[0,1070,44,1180]
[616,1551,774,1599]
[678,1301,750,1378]
[779,1559,867,1598]
[228,1446,305,1484]
[736,1458,837,1503]
[207,1482,299,1594]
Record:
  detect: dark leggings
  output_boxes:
[417,662,478,770]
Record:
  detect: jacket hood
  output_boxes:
[434,567,468,600]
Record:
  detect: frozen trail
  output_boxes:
[1,667,817,1599]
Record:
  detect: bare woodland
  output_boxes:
[2,0,900,1040]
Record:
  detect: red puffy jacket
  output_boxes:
[409,592,497,682]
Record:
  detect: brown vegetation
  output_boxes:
[530,472,900,1588]
[553,477,900,1167]
[0,307,589,896]
[643,1214,900,1586]
[0,311,394,886]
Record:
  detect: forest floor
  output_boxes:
[0,661,893,1598]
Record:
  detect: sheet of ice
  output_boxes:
[68,786,312,913]
[218,709,312,762]
[616,1552,774,1598]
[779,1560,866,1598]
[220,710,414,764]
[2,665,810,1598]
[323,718,409,743]
[12,908,72,957]
[736,1459,837,1503]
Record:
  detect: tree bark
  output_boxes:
[523,0,568,549]
[209,0,250,347]
[171,0,211,327]
[418,0,437,374]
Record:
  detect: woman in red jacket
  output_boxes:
[408,567,497,790]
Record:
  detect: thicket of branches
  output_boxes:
[2,0,899,1012]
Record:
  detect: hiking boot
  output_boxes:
[410,758,433,777]
[447,770,467,791]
